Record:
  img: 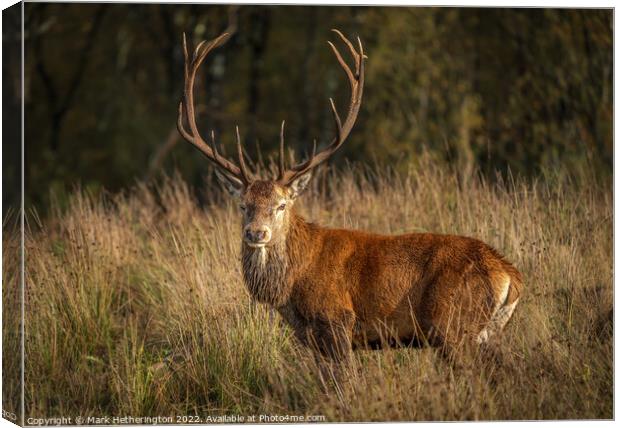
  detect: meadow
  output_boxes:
[3,156,613,421]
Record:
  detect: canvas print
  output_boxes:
[2,2,613,424]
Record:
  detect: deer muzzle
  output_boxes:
[244,225,272,247]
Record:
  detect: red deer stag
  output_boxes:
[176,30,523,361]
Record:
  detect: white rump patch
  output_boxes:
[477,282,519,344]
[476,299,519,344]
[491,299,518,331]
[476,328,490,344]
[497,276,510,308]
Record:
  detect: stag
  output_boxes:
[176,30,523,361]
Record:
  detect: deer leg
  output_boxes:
[305,310,355,398]
[309,310,355,363]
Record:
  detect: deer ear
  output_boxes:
[214,169,244,198]
[288,171,313,199]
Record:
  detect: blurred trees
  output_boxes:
[6,4,612,212]
[362,8,612,179]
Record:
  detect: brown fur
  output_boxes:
[238,180,523,361]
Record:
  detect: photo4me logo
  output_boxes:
[257,414,326,423]
[203,414,326,423]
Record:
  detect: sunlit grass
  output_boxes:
[5,157,612,421]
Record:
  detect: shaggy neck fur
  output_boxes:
[241,209,312,307]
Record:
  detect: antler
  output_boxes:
[277,29,365,185]
[177,32,253,185]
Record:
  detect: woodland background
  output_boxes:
[2,5,613,214]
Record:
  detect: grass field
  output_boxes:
[3,157,613,421]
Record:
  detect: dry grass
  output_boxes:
[4,157,612,421]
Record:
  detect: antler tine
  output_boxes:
[332,28,360,72]
[235,126,252,183]
[177,31,253,185]
[177,102,193,142]
[357,36,366,68]
[327,41,355,91]
[209,130,220,158]
[329,98,343,140]
[277,30,365,185]
[278,121,286,180]
[176,109,240,175]
[182,33,189,78]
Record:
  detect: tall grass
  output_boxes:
[5,157,612,421]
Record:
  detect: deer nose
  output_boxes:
[244,226,271,244]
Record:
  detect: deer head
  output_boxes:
[177,29,365,249]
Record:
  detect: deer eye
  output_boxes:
[277,203,286,211]
[239,204,247,212]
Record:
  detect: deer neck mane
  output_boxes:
[241,209,313,307]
